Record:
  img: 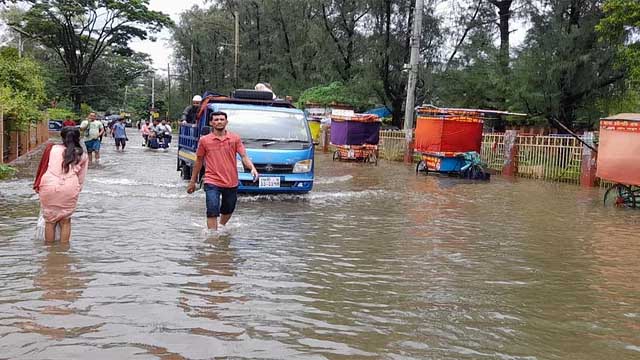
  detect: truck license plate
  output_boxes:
[259,176,280,188]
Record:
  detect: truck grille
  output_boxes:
[240,180,296,188]
[250,163,294,174]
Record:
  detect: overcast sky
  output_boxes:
[129,0,202,72]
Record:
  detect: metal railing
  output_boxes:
[379,131,588,184]
[353,130,591,185]
[480,134,505,174]
[481,134,586,184]
[517,135,583,184]
[379,130,408,161]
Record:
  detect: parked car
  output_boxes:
[48,120,63,131]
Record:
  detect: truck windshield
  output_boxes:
[224,109,310,142]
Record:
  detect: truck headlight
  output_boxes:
[293,159,312,173]
[236,159,245,172]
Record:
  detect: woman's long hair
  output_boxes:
[60,127,83,173]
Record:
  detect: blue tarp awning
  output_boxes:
[364,106,392,118]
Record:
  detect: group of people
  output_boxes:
[139,119,173,148]
[35,88,280,242]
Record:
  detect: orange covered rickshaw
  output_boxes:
[598,114,640,208]
[414,106,491,179]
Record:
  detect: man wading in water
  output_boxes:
[187,111,259,230]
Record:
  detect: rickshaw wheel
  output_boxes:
[416,160,427,174]
[464,165,484,180]
[332,151,340,161]
[367,153,378,166]
[604,184,636,208]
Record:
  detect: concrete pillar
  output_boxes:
[8,130,18,162]
[322,126,330,153]
[403,138,415,164]
[580,132,597,188]
[28,125,33,151]
[502,130,519,176]
[19,130,28,155]
[35,121,41,146]
[39,119,48,144]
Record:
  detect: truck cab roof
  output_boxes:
[208,102,304,115]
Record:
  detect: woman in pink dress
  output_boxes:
[36,127,88,243]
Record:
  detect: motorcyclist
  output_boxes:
[181,95,202,125]
[155,119,172,145]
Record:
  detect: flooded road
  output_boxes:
[1,132,639,359]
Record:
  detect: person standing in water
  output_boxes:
[187,111,259,230]
[79,112,104,164]
[113,117,128,151]
[34,127,88,243]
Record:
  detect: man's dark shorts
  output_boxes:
[85,139,101,153]
[115,138,127,147]
[204,183,238,218]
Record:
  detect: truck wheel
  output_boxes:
[181,164,192,180]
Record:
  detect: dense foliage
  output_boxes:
[164,0,638,129]
[296,82,370,110]
[1,0,638,130]
[16,0,171,111]
[0,47,46,129]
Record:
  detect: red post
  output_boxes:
[502,130,519,176]
[580,132,597,187]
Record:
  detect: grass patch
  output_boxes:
[0,164,17,180]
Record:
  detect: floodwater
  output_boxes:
[1,132,639,360]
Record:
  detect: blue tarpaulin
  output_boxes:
[364,107,392,118]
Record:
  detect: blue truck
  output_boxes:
[177,90,314,193]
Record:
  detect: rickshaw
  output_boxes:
[331,113,381,165]
[598,114,640,208]
[414,106,501,180]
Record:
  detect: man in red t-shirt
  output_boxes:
[62,117,76,127]
[187,111,259,230]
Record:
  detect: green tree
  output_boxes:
[0,47,46,129]
[597,0,640,84]
[15,0,172,111]
[510,0,626,129]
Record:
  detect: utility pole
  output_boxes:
[123,85,128,112]
[167,63,171,121]
[190,43,194,95]
[234,10,240,87]
[403,0,423,163]
[9,26,30,58]
[17,32,22,58]
[150,74,155,123]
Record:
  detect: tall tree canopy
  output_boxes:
[598,0,640,83]
[15,0,172,110]
[3,0,636,129]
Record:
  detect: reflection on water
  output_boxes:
[0,132,639,359]
[15,244,96,340]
